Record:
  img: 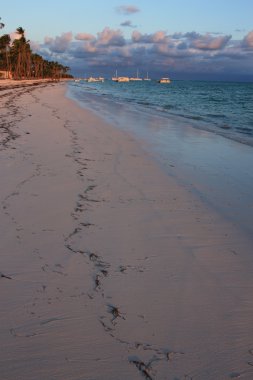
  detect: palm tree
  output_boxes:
[1,23,72,80]
[11,27,32,79]
[31,53,44,78]
[0,17,4,30]
[0,34,11,77]
[16,26,25,37]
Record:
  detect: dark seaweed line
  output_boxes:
[59,103,186,380]
[0,83,55,149]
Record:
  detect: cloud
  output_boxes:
[235,29,246,33]
[44,31,73,53]
[116,5,140,15]
[132,30,168,44]
[183,31,201,40]
[120,20,136,28]
[242,30,253,48]
[190,34,232,50]
[97,27,125,46]
[34,27,253,80]
[10,31,22,41]
[75,33,95,41]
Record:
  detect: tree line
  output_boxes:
[0,19,72,80]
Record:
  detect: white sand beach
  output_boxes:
[1,81,253,379]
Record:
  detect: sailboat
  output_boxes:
[129,69,142,81]
[87,76,104,83]
[112,70,130,82]
[144,72,151,81]
[112,70,118,81]
[116,77,130,82]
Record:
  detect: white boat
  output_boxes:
[129,69,142,81]
[112,70,118,81]
[144,72,151,81]
[116,76,130,82]
[87,76,104,83]
[112,70,130,82]
[158,77,171,83]
[129,77,142,81]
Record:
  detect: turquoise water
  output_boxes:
[67,79,253,238]
[68,79,253,146]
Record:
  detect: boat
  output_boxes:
[87,76,104,83]
[129,69,142,81]
[112,70,118,81]
[129,77,142,81]
[158,77,171,83]
[112,70,130,82]
[116,76,130,82]
[144,72,151,81]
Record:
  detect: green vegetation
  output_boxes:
[0,19,72,80]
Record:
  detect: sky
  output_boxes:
[1,0,253,81]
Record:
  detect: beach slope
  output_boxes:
[1,81,253,379]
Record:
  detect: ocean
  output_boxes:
[67,79,253,239]
[67,79,253,146]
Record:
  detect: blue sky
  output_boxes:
[1,0,253,80]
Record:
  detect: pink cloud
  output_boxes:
[190,34,231,50]
[97,27,125,46]
[84,42,97,53]
[154,43,171,55]
[35,26,253,80]
[75,33,95,41]
[242,30,253,48]
[132,30,168,44]
[152,31,168,43]
[9,31,22,41]
[44,36,53,44]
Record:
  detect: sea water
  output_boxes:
[68,79,253,146]
[67,79,253,238]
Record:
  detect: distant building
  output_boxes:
[0,70,12,79]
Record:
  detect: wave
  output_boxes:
[67,80,253,147]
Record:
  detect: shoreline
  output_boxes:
[68,80,253,148]
[0,80,60,147]
[0,78,63,88]
[68,82,253,240]
[1,82,253,379]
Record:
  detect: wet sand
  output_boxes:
[1,81,253,379]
